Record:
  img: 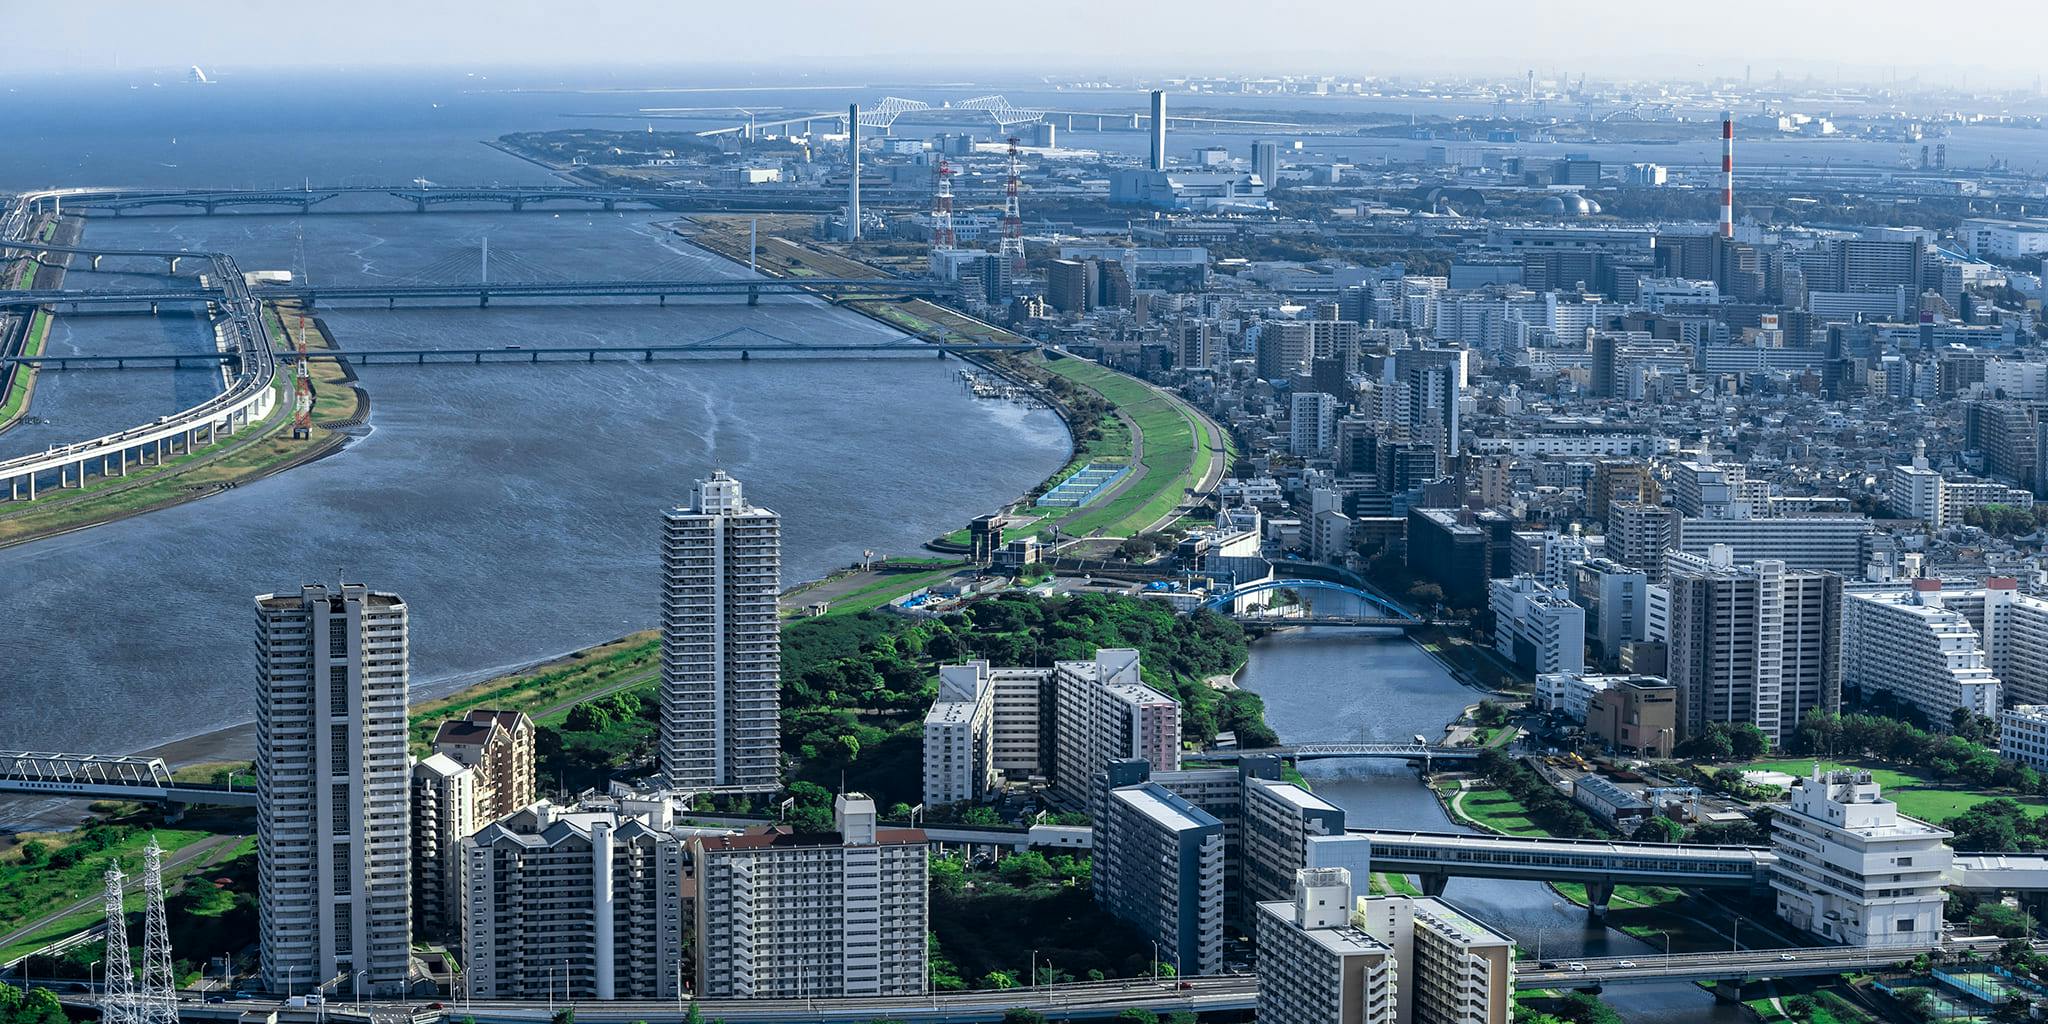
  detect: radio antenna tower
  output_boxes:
[138,839,179,1024]
[929,158,956,275]
[291,314,313,440]
[101,864,138,1024]
[999,137,1026,276]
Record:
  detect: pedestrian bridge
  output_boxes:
[1353,828,1777,917]
[0,751,256,807]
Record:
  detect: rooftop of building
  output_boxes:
[1408,896,1518,948]
[1113,782,1223,834]
[694,823,928,852]
[1254,900,1393,957]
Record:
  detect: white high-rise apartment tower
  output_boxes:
[661,471,782,790]
[256,583,412,997]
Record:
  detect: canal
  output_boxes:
[1238,628,1745,1022]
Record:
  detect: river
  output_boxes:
[1238,628,1745,1023]
[0,102,1071,756]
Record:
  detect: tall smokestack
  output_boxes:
[1720,110,1735,239]
[1149,90,1166,172]
[847,103,862,242]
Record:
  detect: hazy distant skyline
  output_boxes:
[12,1,2045,88]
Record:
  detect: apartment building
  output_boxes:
[461,801,686,1000]
[1771,770,1952,948]
[1255,868,1397,1024]
[920,650,1180,809]
[431,709,536,824]
[1666,553,1842,747]
[1092,780,1227,977]
[691,794,928,998]
[1241,777,1373,910]
[1842,582,2002,722]
[1607,502,1680,574]
[661,470,781,791]
[1355,893,1517,1024]
[1926,578,2048,705]
[410,754,474,941]
[255,583,412,997]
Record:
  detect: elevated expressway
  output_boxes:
[0,190,278,502]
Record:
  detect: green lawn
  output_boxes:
[814,564,966,617]
[0,310,52,427]
[1740,758,2048,821]
[1034,358,1215,538]
[1454,786,1549,837]
[0,828,214,959]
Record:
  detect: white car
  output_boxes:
[1778,953,1796,961]
[1617,960,1637,968]
[1566,962,1587,972]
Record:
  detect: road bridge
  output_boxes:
[1195,744,1480,765]
[51,975,1258,1023]
[3,238,200,273]
[3,339,1036,370]
[0,752,256,807]
[1201,577,1422,620]
[31,184,961,217]
[1353,828,1778,917]
[1513,945,1938,990]
[0,276,954,311]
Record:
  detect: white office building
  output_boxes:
[1292,392,1341,458]
[1842,582,2002,722]
[2000,705,2048,770]
[1887,443,1944,524]
[1490,576,1587,675]
[256,583,413,997]
[692,794,929,998]
[660,470,781,791]
[1771,770,1952,948]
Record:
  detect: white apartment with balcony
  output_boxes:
[256,583,412,997]
[1843,581,2002,722]
[660,470,781,791]
[1255,868,1397,1024]
[1771,770,1952,948]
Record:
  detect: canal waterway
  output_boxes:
[1238,629,1745,1023]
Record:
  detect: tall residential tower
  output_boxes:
[660,471,782,791]
[256,583,412,997]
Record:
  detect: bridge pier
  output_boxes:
[747,284,759,306]
[1583,881,1614,920]
[602,199,616,212]
[479,293,489,308]
[1418,873,1448,897]
[511,199,525,212]
[415,200,427,213]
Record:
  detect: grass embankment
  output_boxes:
[406,629,661,752]
[0,303,364,548]
[0,826,217,962]
[0,311,51,430]
[1032,356,1216,538]
[1738,757,2048,821]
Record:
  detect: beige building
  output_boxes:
[1355,893,1517,1024]
[432,708,536,824]
[691,794,927,998]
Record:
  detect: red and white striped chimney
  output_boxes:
[1720,110,1735,238]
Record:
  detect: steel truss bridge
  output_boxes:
[0,751,255,807]
[5,339,1035,371]
[698,93,1310,139]
[1201,577,1432,628]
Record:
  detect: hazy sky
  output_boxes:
[11,1,2042,87]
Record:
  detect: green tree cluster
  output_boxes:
[1792,710,2031,794]
[0,984,67,1024]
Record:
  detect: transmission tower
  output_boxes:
[291,314,313,440]
[138,839,179,1024]
[999,137,1026,276]
[101,864,138,1024]
[928,158,956,277]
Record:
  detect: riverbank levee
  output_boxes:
[679,215,1231,544]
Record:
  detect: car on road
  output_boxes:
[205,996,226,1004]
[1566,962,1587,972]
[1537,961,1558,969]
[1779,953,1796,961]
[1617,960,1637,968]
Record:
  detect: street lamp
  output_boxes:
[225,768,249,792]
[354,970,365,1012]
[1029,950,1038,995]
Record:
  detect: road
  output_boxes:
[1514,944,1950,988]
